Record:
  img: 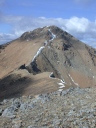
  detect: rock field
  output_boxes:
[0,87,96,128]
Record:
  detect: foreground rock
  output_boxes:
[0,87,96,128]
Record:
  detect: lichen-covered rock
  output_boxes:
[0,87,96,127]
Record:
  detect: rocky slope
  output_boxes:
[0,25,96,100]
[0,87,96,128]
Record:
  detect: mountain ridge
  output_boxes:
[0,25,96,100]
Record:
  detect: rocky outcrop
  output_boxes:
[0,87,96,128]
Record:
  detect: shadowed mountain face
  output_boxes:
[0,26,96,100]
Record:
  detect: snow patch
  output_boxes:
[58,83,64,86]
[49,72,54,79]
[49,73,66,84]
[48,29,56,41]
[58,89,63,92]
[32,46,45,62]
[69,74,79,86]
[61,80,66,84]
[49,72,66,91]
[59,85,65,88]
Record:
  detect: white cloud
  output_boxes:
[65,17,89,32]
[0,15,96,48]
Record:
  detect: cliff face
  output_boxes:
[0,26,96,100]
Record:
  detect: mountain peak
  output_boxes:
[0,25,96,101]
[20,25,72,42]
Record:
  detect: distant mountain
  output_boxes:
[0,26,96,100]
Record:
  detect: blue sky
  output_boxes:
[0,0,96,47]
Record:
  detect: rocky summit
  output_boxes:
[0,87,96,128]
[0,26,96,127]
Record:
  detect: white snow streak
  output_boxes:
[49,73,65,83]
[49,72,66,92]
[58,83,64,86]
[61,80,65,84]
[59,85,65,88]
[58,89,63,92]
[58,79,65,91]
[32,28,56,62]
[69,74,79,86]
[32,46,45,62]
[48,29,56,41]
[49,72,54,79]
